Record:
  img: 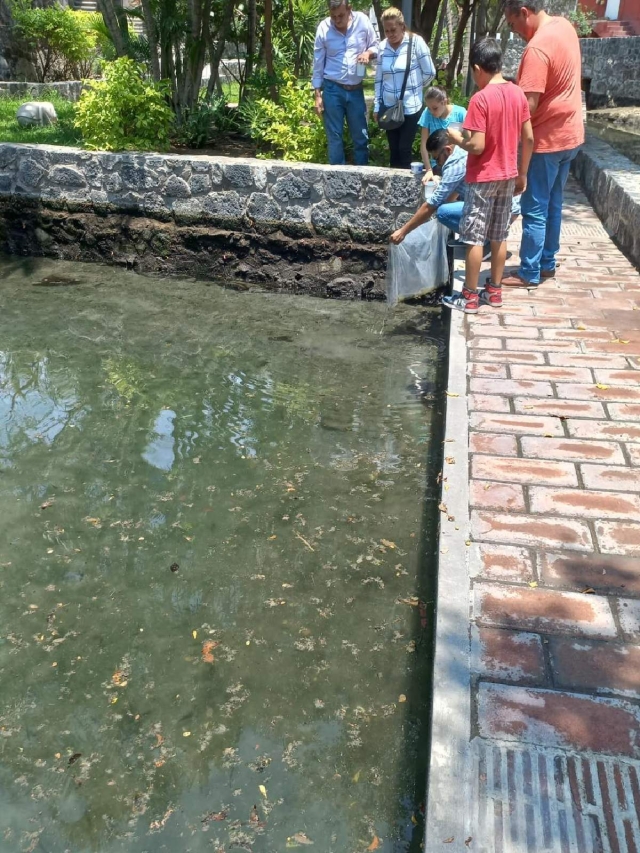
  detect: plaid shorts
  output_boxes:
[459,179,516,245]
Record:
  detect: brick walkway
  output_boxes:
[460,177,640,851]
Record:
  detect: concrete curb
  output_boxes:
[424,302,473,853]
[573,133,640,269]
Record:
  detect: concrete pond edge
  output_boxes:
[424,303,473,853]
[573,132,640,271]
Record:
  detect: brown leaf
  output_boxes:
[170,563,179,573]
[40,500,54,510]
[201,639,219,664]
[367,836,380,851]
[581,587,595,595]
[445,456,455,464]
[443,838,455,844]
[380,538,396,549]
[68,753,82,765]
[291,832,314,845]
[465,838,473,848]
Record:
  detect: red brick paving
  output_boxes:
[465,180,640,772]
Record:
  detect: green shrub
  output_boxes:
[566,7,596,36]
[74,57,174,151]
[247,72,327,162]
[11,1,99,82]
[173,94,240,148]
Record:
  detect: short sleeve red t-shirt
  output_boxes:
[463,82,530,183]
[517,16,584,153]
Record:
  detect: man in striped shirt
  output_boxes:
[312,0,378,165]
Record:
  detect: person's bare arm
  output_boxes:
[524,92,540,116]
[515,118,534,194]
[448,128,485,156]
[390,203,436,244]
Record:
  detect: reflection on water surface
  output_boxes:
[0,256,445,853]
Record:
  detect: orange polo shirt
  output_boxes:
[517,16,584,153]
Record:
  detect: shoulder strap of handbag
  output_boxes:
[399,36,414,101]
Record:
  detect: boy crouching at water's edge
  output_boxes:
[444,38,533,314]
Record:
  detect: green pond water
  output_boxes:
[587,120,640,167]
[0,255,446,853]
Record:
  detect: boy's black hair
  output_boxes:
[426,128,450,156]
[470,37,502,74]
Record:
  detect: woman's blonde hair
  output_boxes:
[381,6,406,27]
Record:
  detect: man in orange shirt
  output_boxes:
[500,0,584,288]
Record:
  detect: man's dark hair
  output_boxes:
[504,0,545,13]
[426,128,450,156]
[470,37,502,74]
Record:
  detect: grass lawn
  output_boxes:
[0,94,82,146]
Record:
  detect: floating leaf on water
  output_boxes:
[201,639,218,663]
[290,832,314,845]
[192,630,197,639]
[40,500,54,509]
[259,784,267,798]
[367,836,380,851]
[352,770,361,783]
[398,694,407,703]
[380,539,396,549]
[170,563,179,573]
[397,596,419,607]
[68,753,82,765]
[268,535,277,540]
[183,731,191,737]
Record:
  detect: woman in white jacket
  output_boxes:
[373,7,436,169]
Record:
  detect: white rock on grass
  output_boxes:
[16,101,58,128]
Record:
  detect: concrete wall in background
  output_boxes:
[581,36,640,107]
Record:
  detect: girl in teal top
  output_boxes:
[418,86,467,185]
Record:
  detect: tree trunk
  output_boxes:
[264,0,276,100]
[431,0,447,62]
[245,0,257,80]
[416,0,443,43]
[446,0,456,60]
[140,0,160,81]
[177,0,212,119]
[206,0,237,99]
[97,0,128,57]
[371,0,383,36]
[445,0,474,87]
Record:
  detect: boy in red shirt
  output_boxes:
[443,38,533,314]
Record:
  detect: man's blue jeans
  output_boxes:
[518,146,581,284]
[436,201,465,232]
[322,80,369,166]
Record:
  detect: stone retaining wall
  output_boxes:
[581,36,640,108]
[0,81,84,101]
[572,132,640,267]
[0,143,429,298]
